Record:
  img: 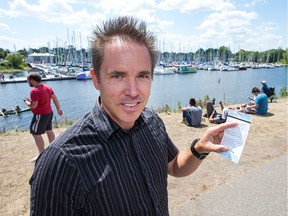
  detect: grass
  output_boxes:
[0,67,30,74]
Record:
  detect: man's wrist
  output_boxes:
[190,138,209,160]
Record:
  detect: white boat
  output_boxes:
[207,66,217,71]
[76,70,91,80]
[154,66,175,75]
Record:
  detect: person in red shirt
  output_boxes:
[23,72,63,162]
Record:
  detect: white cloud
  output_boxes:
[198,10,258,29]
[0,35,27,50]
[0,0,285,52]
[156,8,285,53]
[158,0,235,12]
[0,23,10,31]
[244,0,266,8]
[1,0,106,49]
[95,0,156,16]
[249,22,284,50]
[192,10,259,51]
[1,0,73,19]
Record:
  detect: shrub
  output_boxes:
[279,87,288,97]
[157,104,171,114]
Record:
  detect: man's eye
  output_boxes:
[111,75,123,79]
[139,74,150,79]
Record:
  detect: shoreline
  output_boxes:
[0,98,287,215]
[0,96,285,133]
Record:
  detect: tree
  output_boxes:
[18,48,28,58]
[5,54,25,69]
[280,48,288,64]
[218,46,232,62]
[235,49,247,62]
[205,48,217,62]
[39,47,49,53]
[195,48,205,62]
[0,48,8,59]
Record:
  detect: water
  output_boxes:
[0,67,287,130]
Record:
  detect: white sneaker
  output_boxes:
[30,155,39,163]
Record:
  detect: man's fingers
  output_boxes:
[210,122,237,135]
[210,144,229,153]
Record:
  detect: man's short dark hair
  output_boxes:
[91,16,158,79]
[28,72,41,82]
[189,98,196,106]
[251,87,260,93]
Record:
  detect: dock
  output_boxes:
[0,75,76,84]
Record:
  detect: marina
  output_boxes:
[1,62,283,84]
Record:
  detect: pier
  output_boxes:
[0,75,76,84]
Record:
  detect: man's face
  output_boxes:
[27,78,33,87]
[92,39,152,129]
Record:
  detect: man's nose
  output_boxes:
[124,78,138,97]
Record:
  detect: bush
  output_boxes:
[279,87,288,97]
[53,116,75,128]
[156,104,171,114]
[177,101,182,112]
[0,61,10,69]
[5,54,24,69]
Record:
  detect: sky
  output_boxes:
[0,0,287,53]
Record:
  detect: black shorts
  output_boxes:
[30,112,53,135]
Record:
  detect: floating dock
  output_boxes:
[0,75,76,84]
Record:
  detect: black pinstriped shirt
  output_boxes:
[30,99,179,216]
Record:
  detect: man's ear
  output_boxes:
[90,68,100,90]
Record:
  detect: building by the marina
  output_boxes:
[27,52,55,64]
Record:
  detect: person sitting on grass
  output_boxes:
[180,97,202,127]
[243,87,268,115]
[207,101,230,124]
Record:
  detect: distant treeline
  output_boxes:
[159,46,288,64]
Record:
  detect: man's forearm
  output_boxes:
[168,150,202,177]
[52,95,61,110]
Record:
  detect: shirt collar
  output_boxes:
[91,97,151,140]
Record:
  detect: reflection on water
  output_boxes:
[0,67,287,130]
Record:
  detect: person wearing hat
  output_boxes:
[261,80,270,96]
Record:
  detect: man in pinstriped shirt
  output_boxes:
[30,16,237,216]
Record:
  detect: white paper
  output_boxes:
[219,110,252,163]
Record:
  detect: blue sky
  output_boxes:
[0,0,287,53]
